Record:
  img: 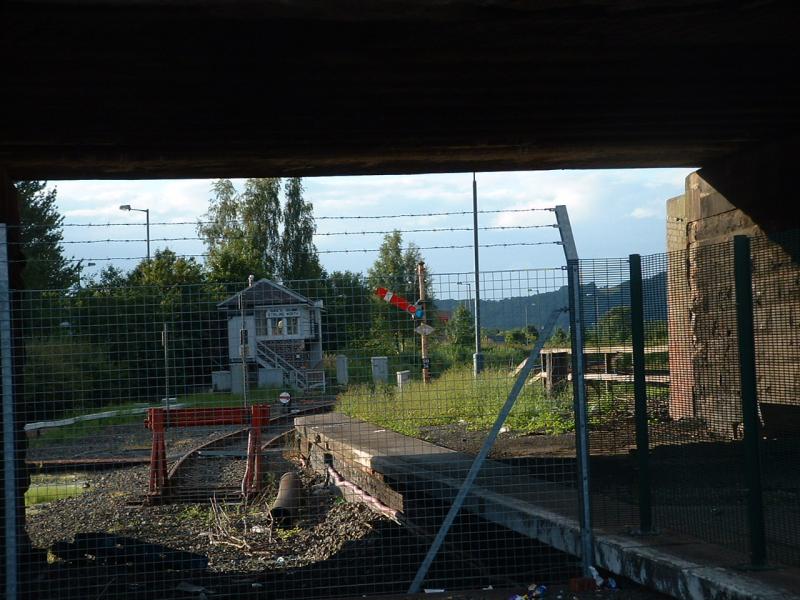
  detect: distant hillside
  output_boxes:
[434,271,667,332]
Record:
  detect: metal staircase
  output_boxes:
[255,340,325,391]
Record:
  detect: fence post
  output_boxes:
[555,205,593,575]
[629,254,654,534]
[1,224,19,600]
[733,235,767,567]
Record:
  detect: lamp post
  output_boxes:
[457,281,472,311]
[119,204,150,260]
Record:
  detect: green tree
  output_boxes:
[546,326,570,347]
[280,177,323,281]
[94,265,128,288]
[446,304,475,347]
[198,178,283,282]
[16,181,80,289]
[128,248,205,288]
[595,306,631,344]
[319,270,372,352]
[505,328,527,345]
[367,231,431,353]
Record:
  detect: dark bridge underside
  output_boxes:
[2,0,799,179]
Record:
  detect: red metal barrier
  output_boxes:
[144,404,270,497]
[242,405,269,495]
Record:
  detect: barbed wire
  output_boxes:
[10,241,562,264]
[13,223,557,245]
[4,207,555,229]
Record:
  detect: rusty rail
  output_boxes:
[159,400,333,502]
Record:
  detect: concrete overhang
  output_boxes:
[2,0,799,179]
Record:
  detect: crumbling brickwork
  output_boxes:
[666,173,799,437]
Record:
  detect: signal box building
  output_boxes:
[215,279,325,393]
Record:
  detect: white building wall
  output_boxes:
[227,315,256,360]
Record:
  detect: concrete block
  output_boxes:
[258,367,283,387]
[371,356,388,384]
[396,370,411,389]
[211,370,231,392]
[336,354,349,385]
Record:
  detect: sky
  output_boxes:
[51,168,694,280]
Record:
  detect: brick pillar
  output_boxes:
[666,194,695,419]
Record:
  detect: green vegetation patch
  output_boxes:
[25,483,86,506]
[336,366,574,438]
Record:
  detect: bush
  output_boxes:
[23,336,131,419]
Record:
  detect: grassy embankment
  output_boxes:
[336,366,574,438]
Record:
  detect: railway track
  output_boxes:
[158,400,334,503]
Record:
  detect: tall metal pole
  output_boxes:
[1,224,19,600]
[239,290,250,408]
[554,205,593,576]
[417,262,431,384]
[733,235,767,567]
[472,172,483,375]
[145,208,150,261]
[630,254,653,534]
[163,322,170,409]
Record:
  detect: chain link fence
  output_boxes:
[3,212,799,598]
[579,230,800,569]
[7,261,587,599]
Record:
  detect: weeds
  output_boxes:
[336,366,574,437]
[25,483,86,506]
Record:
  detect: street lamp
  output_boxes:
[457,281,472,310]
[119,204,150,260]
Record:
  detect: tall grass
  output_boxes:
[336,366,574,438]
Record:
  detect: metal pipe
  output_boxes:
[270,471,300,526]
[1,224,19,600]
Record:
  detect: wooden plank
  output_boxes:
[541,345,668,355]
[539,372,670,384]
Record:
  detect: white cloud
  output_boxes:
[630,206,660,219]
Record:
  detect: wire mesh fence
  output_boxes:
[577,230,800,569]
[4,209,799,598]
[8,262,585,599]
[750,231,800,567]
